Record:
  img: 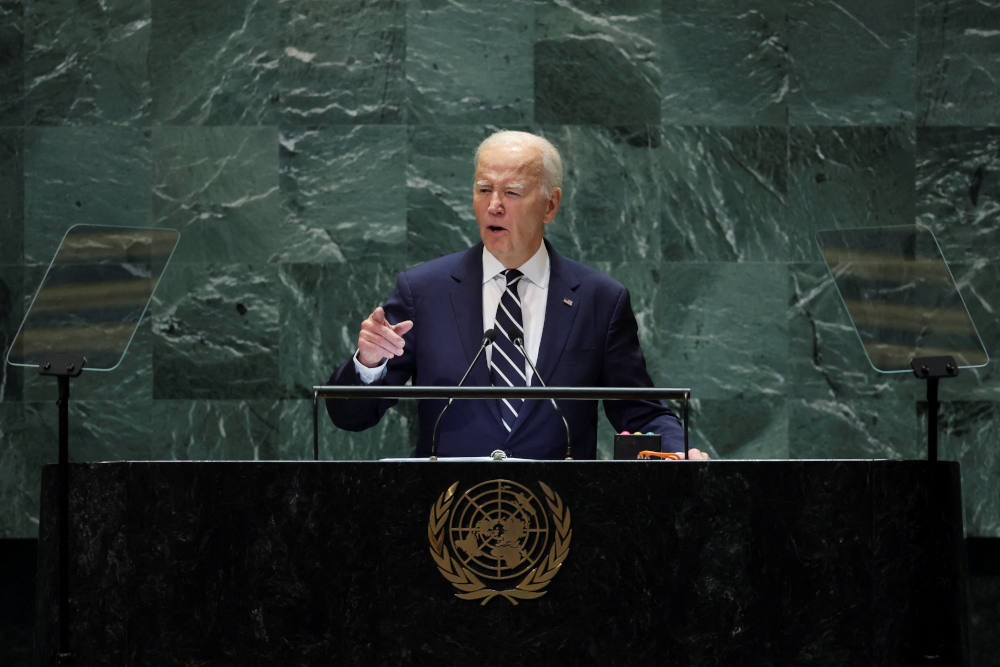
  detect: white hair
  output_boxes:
[474,130,563,198]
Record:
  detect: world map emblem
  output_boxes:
[428,479,572,605]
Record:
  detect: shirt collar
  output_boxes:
[482,242,550,288]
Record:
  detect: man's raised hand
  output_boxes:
[357,306,414,368]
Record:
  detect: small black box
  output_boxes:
[613,434,660,460]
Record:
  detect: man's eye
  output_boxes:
[506,191,520,197]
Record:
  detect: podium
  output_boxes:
[36,460,967,665]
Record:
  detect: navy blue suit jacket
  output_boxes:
[326,241,683,459]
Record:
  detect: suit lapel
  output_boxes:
[505,241,581,438]
[449,244,497,398]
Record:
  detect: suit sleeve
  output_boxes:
[325,272,417,431]
[600,286,685,452]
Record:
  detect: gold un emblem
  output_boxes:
[428,479,572,605]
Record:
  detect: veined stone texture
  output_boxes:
[1,0,999,542]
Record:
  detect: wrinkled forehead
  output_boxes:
[474,143,544,184]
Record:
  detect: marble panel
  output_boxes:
[690,397,790,460]
[152,126,280,263]
[405,124,490,265]
[917,0,1000,126]
[2,399,281,498]
[661,1,789,126]
[277,260,411,400]
[916,126,1000,264]
[651,262,788,401]
[0,264,23,402]
[150,0,278,125]
[535,0,661,125]
[590,258,665,374]
[280,0,405,125]
[151,263,280,399]
[20,317,154,403]
[0,402,48,536]
[543,126,663,264]
[934,401,1000,537]
[405,0,532,124]
[787,396,921,459]
[939,261,999,401]
[598,397,787,461]
[0,128,23,263]
[23,126,151,265]
[281,397,418,461]
[659,126,789,261]
[785,125,916,261]
[61,399,159,463]
[0,1,23,126]
[23,0,150,125]
[149,399,282,461]
[785,0,915,125]
[787,262,921,401]
[278,125,407,264]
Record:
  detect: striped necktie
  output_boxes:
[490,269,527,432]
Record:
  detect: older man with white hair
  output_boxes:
[327,130,707,460]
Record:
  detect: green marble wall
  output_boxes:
[1,0,998,539]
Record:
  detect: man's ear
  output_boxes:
[543,187,562,224]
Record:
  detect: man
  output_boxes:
[326,130,708,460]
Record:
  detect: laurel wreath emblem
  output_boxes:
[428,480,572,605]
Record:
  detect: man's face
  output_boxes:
[473,142,561,269]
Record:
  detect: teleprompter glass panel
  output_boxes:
[6,225,180,371]
[817,224,989,374]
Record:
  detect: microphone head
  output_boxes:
[511,331,524,347]
[482,328,497,344]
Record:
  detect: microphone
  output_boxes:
[511,333,573,460]
[429,328,497,460]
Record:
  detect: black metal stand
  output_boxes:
[39,353,85,667]
[312,385,692,459]
[910,356,958,462]
[313,390,319,461]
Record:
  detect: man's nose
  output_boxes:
[488,192,504,214]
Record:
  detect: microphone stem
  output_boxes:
[430,330,496,460]
[513,337,573,460]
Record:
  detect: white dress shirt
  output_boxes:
[481,242,548,385]
[354,242,550,384]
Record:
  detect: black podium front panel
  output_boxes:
[37,461,966,666]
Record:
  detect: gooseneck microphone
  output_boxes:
[429,328,497,460]
[511,332,574,460]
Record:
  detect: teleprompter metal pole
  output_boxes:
[910,356,958,462]
[313,389,319,461]
[39,353,85,667]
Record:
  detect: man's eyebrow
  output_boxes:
[475,180,526,190]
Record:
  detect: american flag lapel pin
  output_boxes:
[563,298,574,307]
